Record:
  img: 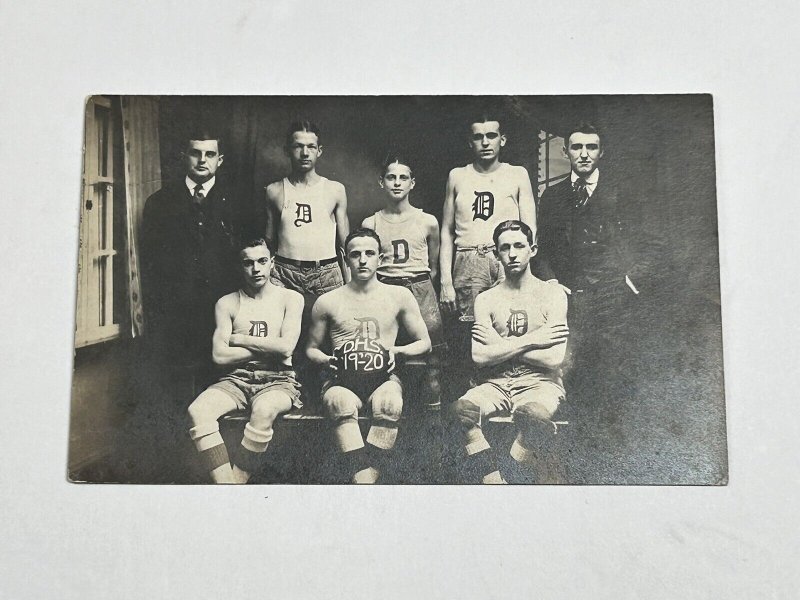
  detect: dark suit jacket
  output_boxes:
[535,174,637,293]
[140,179,241,365]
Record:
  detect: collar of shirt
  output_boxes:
[185,176,216,198]
[571,169,600,197]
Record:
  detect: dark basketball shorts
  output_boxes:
[209,368,302,410]
[321,372,404,422]
[453,246,504,322]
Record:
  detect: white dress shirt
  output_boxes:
[185,176,216,198]
[571,169,600,197]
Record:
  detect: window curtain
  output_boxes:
[121,96,161,337]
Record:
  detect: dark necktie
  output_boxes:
[572,178,589,209]
[193,183,205,204]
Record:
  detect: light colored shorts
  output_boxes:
[460,367,565,423]
[453,246,504,322]
[209,368,302,410]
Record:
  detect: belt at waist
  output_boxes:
[456,244,495,254]
[377,273,430,285]
[233,364,294,376]
[274,255,338,268]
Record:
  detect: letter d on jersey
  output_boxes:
[249,320,268,337]
[506,309,528,337]
[391,239,410,264]
[354,317,381,341]
[294,203,312,227]
[472,191,494,221]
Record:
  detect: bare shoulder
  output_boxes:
[390,284,417,309]
[539,278,568,306]
[216,291,239,312]
[422,211,439,228]
[448,165,467,182]
[361,214,375,229]
[314,285,343,311]
[327,179,347,197]
[509,164,531,181]
[265,181,284,206]
[280,287,304,308]
[474,284,500,307]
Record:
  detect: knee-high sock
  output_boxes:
[510,432,538,464]
[464,426,490,456]
[334,417,364,453]
[462,427,504,483]
[342,446,377,484]
[366,419,398,450]
[232,423,273,478]
[189,422,233,483]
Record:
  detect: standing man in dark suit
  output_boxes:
[535,124,641,400]
[140,132,242,461]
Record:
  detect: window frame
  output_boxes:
[75,96,121,347]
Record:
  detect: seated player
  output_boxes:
[452,220,569,484]
[361,154,445,413]
[307,228,431,484]
[187,238,304,484]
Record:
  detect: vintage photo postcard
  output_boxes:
[69,94,726,485]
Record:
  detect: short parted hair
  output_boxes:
[344,227,382,252]
[493,220,534,248]
[563,123,601,148]
[185,131,223,154]
[469,113,504,134]
[285,120,321,146]
[381,153,414,178]
[238,237,274,257]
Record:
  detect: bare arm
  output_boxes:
[306,297,335,367]
[334,183,351,283]
[519,286,569,370]
[229,291,304,358]
[471,293,569,368]
[517,166,537,240]
[264,183,282,250]
[425,213,441,284]
[211,297,258,366]
[391,288,432,359]
[439,170,457,311]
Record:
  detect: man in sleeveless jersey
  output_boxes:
[439,115,537,323]
[187,238,304,484]
[307,228,431,484]
[452,221,569,484]
[361,155,444,413]
[265,120,351,400]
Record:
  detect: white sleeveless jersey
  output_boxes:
[277,177,338,260]
[453,163,521,247]
[231,289,291,370]
[368,208,431,277]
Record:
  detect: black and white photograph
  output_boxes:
[69,94,726,485]
[7,2,799,597]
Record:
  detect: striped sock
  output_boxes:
[189,422,233,483]
[232,423,274,482]
[366,419,399,450]
[510,433,537,464]
[464,426,490,456]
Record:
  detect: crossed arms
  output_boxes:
[470,289,569,371]
[211,292,304,366]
